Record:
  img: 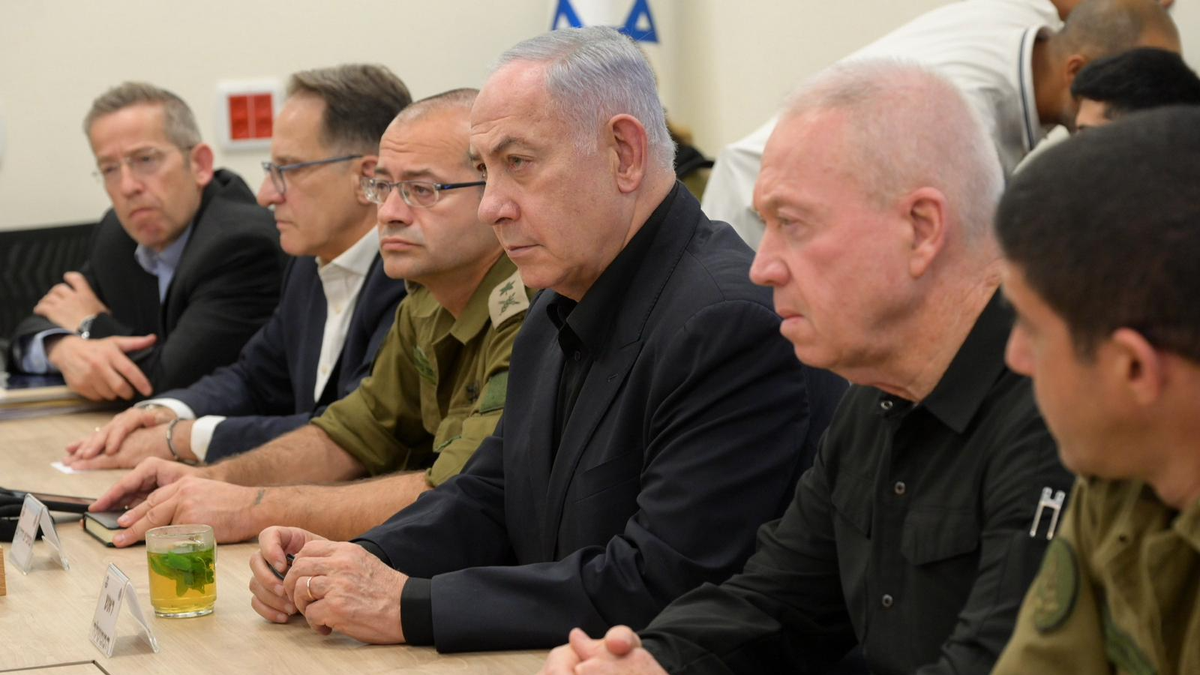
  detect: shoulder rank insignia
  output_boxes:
[412,345,436,384]
[1032,538,1079,634]
[489,270,529,326]
[1104,607,1157,675]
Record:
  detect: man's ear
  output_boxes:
[189,143,215,186]
[1064,54,1088,86]
[1108,327,1165,407]
[608,114,650,194]
[354,155,378,206]
[900,187,949,279]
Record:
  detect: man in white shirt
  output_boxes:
[704,0,1179,248]
[64,64,411,468]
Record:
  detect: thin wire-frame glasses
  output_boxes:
[360,176,485,208]
[262,154,362,194]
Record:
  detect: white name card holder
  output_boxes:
[90,563,160,657]
[9,494,70,574]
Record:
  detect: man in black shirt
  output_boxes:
[245,26,845,650]
[541,60,1074,675]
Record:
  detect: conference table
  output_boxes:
[0,411,547,674]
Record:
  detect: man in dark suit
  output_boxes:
[89,89,532,546]
[61,65,411,469]
[8,82,283,401]
[242,26,846,650]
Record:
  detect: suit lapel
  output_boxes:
[541,338,642,558]
[537,184,702,558]
[298,261,328,409]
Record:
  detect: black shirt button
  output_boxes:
[894,481,906,496]
[880,400,894,411]
[573,351,582,362]
[881,594,894,609]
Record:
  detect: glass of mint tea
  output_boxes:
[146,524,216,618]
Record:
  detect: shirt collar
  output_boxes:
[1175,491,1200,553]
[134,224,193,277]
[547,182,680,358]
[914,290,1014,434]
[317,228,379,278]
[1018,25,1055,151]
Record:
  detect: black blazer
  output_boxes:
[358,185,847,652]
[160,253,405,460]
[11,170,284,395]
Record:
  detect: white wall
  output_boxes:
[0,1,1196,230]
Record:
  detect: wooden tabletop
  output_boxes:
[0,411,546,674]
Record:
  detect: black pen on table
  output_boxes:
[269,553,296,580]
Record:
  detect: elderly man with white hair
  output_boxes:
[540,59,1074,675]
[245,26,845,653]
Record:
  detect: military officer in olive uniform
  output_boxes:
[91,88,535,546]
[993,106,1200,674]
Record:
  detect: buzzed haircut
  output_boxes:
[996,106,1200,362]
[1056,0,1178,59]
[287,64,413,154]
[1071,47,1200,117]
[392,88,478,126]
[84,82,202,149]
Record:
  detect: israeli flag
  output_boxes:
[551,0,660,43]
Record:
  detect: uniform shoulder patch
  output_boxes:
[478,372,508,414]
[488,270,529,326]
[1032,538,1080,634]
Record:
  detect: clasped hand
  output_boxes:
[249,526,408,645]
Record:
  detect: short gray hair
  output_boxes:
[493,26,675,170]
[84,82,202,149]
[288,64,413,154]
[782,59,1004,245]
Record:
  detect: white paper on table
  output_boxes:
[51,461,81,474]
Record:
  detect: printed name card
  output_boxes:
[8,494,70,574]
[90,563,160,657]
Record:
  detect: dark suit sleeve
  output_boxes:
[161,298,302,460]
[92,230,282,395]
[366,299,813,652]
[7,244,106,366]
[157,261,296,461]
[639,442,858,675]
[355,417,517,576]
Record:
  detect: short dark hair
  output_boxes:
[287,64,413,154]
[996,106,1200,362]
[1071,47,1200,117]
[1055,0,1178,60]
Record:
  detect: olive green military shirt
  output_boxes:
[313,255,533,486]
[994,477,1200,675]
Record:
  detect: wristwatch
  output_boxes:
[76,314,99,340]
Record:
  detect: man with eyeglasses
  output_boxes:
[91,88,534,550]
[8,82,284,401]
[233,27,843,653]
[63,65,410,471]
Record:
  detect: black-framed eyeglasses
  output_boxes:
[262,154,361,195]
[360,176,485,208]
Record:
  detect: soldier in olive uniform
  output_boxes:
[993,106,1200,674]
[92,89,535,546]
